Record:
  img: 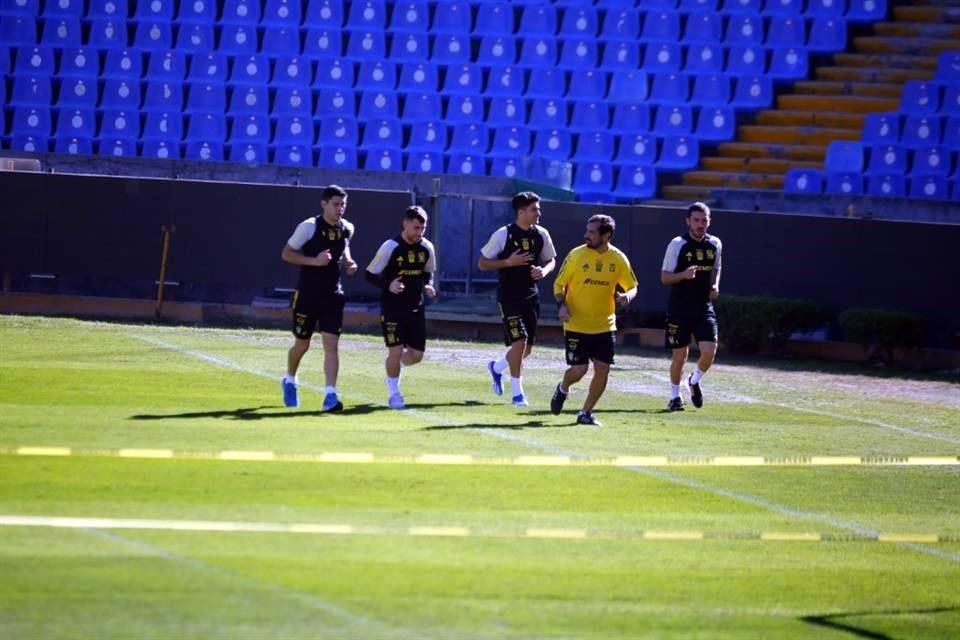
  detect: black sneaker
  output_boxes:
[576,411,601,426]
[667,397,685,412]
[550,384,567,415]
[688,374,703,408]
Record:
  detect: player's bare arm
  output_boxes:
[478,249,533,271]
[281,244,333,267]
[660,266,698,285]
[530,257,556,281]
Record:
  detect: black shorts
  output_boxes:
[291,293,345,339]
[381,307,427,352]
[564,330,616,366]
[665,308,718,349]
[498,300,540,347]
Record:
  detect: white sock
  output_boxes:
[386,376,401,396]
[493,356,509,374]
[511,377,524,397]
[325,386,336,395]
[284,375,298,385]
[690,368,706,385]
[558,382,568,394]
[670,384,681,399]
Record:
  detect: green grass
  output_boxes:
[1,315,959,639]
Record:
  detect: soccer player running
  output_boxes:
[280,185,358,411]
[550,214,638,426]
[365,205,437,410]
[479,192,557,407]
[660,202,723,411]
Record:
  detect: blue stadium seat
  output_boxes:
[486,96,526,126]
[653,105,694,135]
[445,153,486,177]
[651,72,690,104]
[176,0,216,23]
[272,56,311,86]
[519,37,558,68]
[610,103,650,134]
[943,116,960,149]
[229,114,270,143]
[54,136,94,155]
[358,90,398,119]
[262,0,301,27]
[303,28,343,59]
[55,107,95,139]
[2,0,39,14]
[901,81,940,115]
[912,146,951,175]
[10,132,50,153]
[520,5,557,35]
[262,27,301,57]
[910,174,949,200]
[559,39,598,69]
[600,41,640,70]
[98,138,138,157]
[186,112,227,145]
[641,12,680,42]
[861,113,900,145]
[685,44,724,74]
[615,133,657,165]
[401,92,441,121]
[405,150,443,173]
[532,128,572,160]
[599,9,639,41]
[398,62,438,93]
[574,162,615,202]
[825,140,864,172]
[683,13,722,44]
[608,70,648,103]
[485,65,524,96]
[274,144,314,166]
[229,86,269,115]
[0,45,9,75]
[305,0,343,28]
[318,115,358,146]
[99,109,140,140]
[695,106,735,140]
[142,139,182,160]
[146,51,185,81]
[952,179,960,202]
[726,45,766,76]
[767,17,806,47]
[846,0,886,22]
[392,31,431,63]
[528,158,572,189]
[477,36,517,67]
[731,76,773,109]
[642,43,683,73]
[866,144,907,174]
[614,164,657,200]
[902,115,942,147]
[13,46,54,77]
[221,0,261,24]
[102,48,142,80]
[570,100,609,132]
[229,54,270,86]
[175,23,215,54]
[406,121,447,152]
[766,0,804,15]
[272,85,313,117]
[474,3,514,36]
[489,125,531,157]
[364,148,403,172]
[784,168,823,194]
[806,0,847,17]
[315,89,356,118]
[11,76,51,107]
[433,1,471,34]
[185,140,224,161]
[346,31,387,61]
[942,86,960,116]
[824,172,863,195]
[867,174,905,197]
[100,78,141,110]
[724,16,763,46]
[935,52,960,85]
[574,131,614,161]
[41,18,82,48]
[441,64,483,95]
[389,1,429,33]
[807,18,847,53]
[355,60,397,91]
[490,157,524,179]
[430,33,471,65]
[56,77,97,108]
[143,81,183,113]
[722,0,762,12]
[529,98,568,128]
[312,58,354,89]
[445,94,484,123]
[142,112,183,140]
[448,122,489,154]
[187,53,228,84]
[57,47,98,78]
[691,74,730,105]
[346,0,386,30]
[680,0,718,11]
[525,67,566,98]
[0,16,36,46]
[87,19,126,49]
[318,145,357,169]
[769,47,808,80]
[134,0,173,21]
[272,114,315,146]
[133,22,173,51]
[567,68,607,100]
[560,7,598,37]
[358,117,402,150]
[185,83,226,114]
[657,135,699,169]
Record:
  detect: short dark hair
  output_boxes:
[321,185,348,202]
[404,205,428,223]
[588,214,615,237]
[511,191,541,214]
[687,201,711,218]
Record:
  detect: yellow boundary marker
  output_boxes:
[3,448,958,467]
[2,515,955,543]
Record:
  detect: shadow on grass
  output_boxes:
[422,419,576,431]
[403,400,492,410]
[129,403,383,420]
[800,606,960,639]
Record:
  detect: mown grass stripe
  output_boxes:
[117,449,174,459]
[15,446,71,456]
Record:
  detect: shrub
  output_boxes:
[715,295,824,355]
[838,308,927,363]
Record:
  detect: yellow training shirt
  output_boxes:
[553,244,638,334]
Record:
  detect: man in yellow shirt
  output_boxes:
[550,214,638,425]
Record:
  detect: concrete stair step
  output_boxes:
[754,110,866,128]
[832,53,940,70]
[816,66,935,83]
[715,142,827,161]
[661,184,715,201]
[853,36,960,56]
[681,172,785,189]
[793,80,905,98]
[893,5,960,22]
[701,157,822,173]
[873,21,960,38]
[737,125,862,145]
[777,94,901,112]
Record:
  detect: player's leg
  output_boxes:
[551,331,587,415]
[399,311,426,368]
[665,316,691,411]
[318,297,346,412]
[382,313,406,409]
[687,314,719,408]
[576,333,614,425]
[283,310,314,408]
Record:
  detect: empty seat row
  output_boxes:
[826,140,958,177]
[785,169,960,201]
[863,113,960,148]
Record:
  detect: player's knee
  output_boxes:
[405,349,424,365]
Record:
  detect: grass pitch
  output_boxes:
[0,315,958,639]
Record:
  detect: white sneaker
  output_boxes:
[388,392,405,410]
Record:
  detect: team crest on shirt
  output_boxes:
[418,251,426,263]
[696,250,704,261]
[328,229,340,241]
[408,251,416,263]
[595,261,603,272]
[521,238,531,251]
[608,263,616,272]
[707,249,715,260]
